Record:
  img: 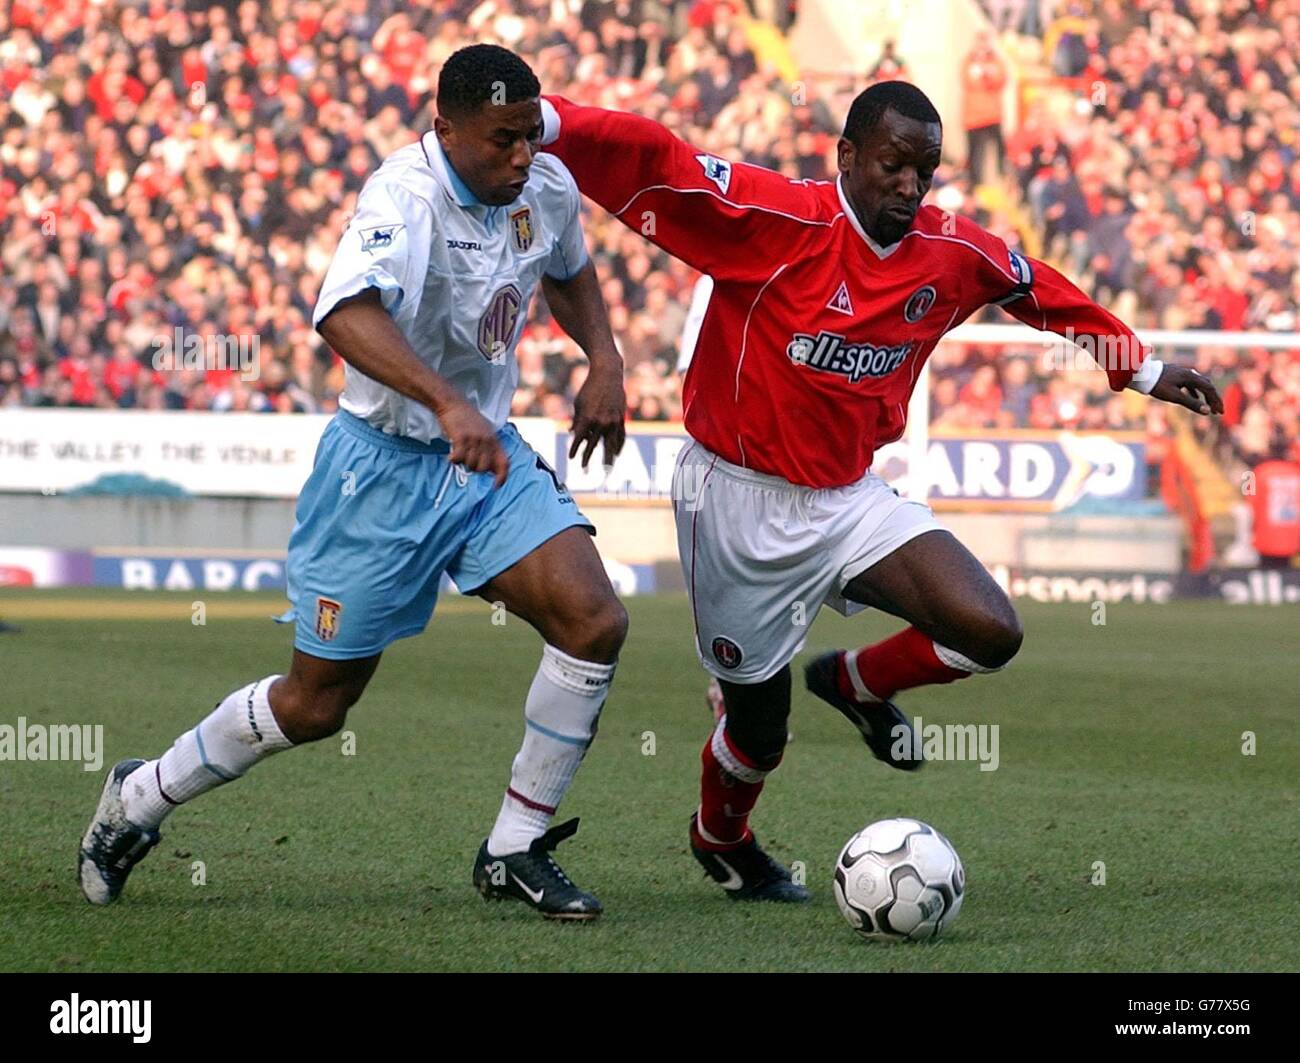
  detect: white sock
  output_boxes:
[487,645,615,856]
[121,676,293,830]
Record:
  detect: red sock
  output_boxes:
[836,626,973,701]
[692,719,777,852]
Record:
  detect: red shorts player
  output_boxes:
[541,82,1223,901]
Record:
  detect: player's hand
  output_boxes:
[569,362,627,470]
[439,401,510,487]
[1149,364,1224,417]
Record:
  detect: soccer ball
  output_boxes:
[832,818,965,942]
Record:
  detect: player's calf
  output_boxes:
[108,675,296,841]
[691,671,792,887]
[483,644,615,858]
[83,654,375,903]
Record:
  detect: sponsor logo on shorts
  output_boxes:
[711,636,744,670]
[903,284,936,322]
[785,331,911,383]
[315,597,342,642]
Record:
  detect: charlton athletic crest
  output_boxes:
[711,636,744,670]
[510,206,533,252]
[315,597,342,642]
[904,285,937,323]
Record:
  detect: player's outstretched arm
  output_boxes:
[317,289,509,484]
[539,96,823,282]
[541,260,626,469]
[982,245,1222,415]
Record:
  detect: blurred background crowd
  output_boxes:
[0,0,1296,471]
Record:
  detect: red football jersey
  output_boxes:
[542,97,1150,488]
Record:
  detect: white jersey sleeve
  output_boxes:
[313,180,433,330]
[544,165,589,282]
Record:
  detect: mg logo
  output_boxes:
[478,283,522,363]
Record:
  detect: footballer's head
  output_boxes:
[435,44,541,206]
[838,81,942,246]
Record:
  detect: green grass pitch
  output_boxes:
[1,589,1295,972]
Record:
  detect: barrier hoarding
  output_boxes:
[1,411,1143,510]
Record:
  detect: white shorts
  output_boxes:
[672,439,945,683]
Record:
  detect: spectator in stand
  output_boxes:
[962,32,1007,186]
[868,40,909,82]
[0,0,1293,447]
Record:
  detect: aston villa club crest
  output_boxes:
[510,206,533,252]
[315,597,342,642]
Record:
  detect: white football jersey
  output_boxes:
[313,132,588,443]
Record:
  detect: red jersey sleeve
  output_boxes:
[540,96,831,283]
[959,220,1149,391]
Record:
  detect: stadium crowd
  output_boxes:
[0,0,1295,467]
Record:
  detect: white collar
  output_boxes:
[837,174,903,259]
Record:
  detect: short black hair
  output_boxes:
[843,81,941,145]
[437,44,540,118]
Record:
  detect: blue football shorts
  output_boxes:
[279,410,593,659]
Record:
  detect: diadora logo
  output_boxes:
[359,225,403,254]
[447,239,481,251]
[785,332,912,383]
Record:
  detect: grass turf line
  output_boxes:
[0,591,1295,972]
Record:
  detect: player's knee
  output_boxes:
[725,714,789,772]
[569,598,628,663]
[978,609,1023,669]
[273,679,363,743]
[720,675,791,772]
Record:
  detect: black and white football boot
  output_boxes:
[78,758,161,905]
[689,815,811,903]
[804,651,923,771]
[472,818,602,921]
